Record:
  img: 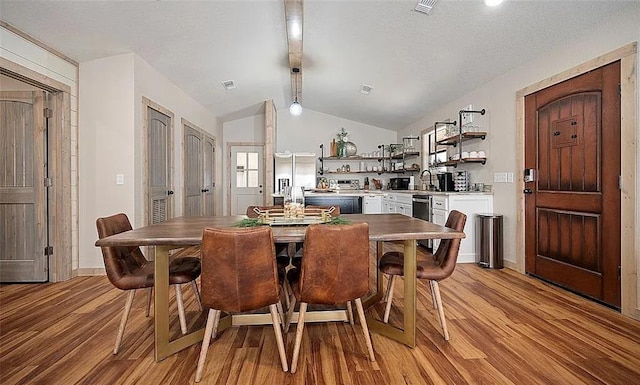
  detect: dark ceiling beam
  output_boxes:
[284,0,303,103]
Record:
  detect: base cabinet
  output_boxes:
[432,194,493,263]
[304,196,363,214]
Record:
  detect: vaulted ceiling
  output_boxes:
[0,1,635,130]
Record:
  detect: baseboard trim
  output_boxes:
[77,268,106,276]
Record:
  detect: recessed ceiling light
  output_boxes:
[484,0,504,6]
[221,80,236,90]
[360,84,374,95]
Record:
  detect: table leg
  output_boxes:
[365,239,416,347]
[154,245,205,361]
[363,241,385,308]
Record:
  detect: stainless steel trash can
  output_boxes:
[476,213,503,269]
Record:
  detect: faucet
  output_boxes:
[421,169,434,190]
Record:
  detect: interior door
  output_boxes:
[203,135,215,216]
[0,91,47,282]
[183,125,202,216]
[524,61,621,307]
[147,107,172,224]
[230,145,264,215]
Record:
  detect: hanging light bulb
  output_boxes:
[289,100,302,116]
[289,67,302,116]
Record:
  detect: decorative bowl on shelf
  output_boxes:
[344,141,357,157]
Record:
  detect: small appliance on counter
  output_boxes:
[390,177,410,190]
[454,171,470,192]
[437,172,455,192]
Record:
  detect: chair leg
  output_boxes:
[382,274,392,302]
[346,301,354,325]
[211,309,221,340]
[354,298,376,362]
[114,289,136,355]
[432,280,449,341]
[269,304,289,372]
[290,302,308,374]
[429,280,437,309]
[283,279,292,309]
[284,296,297,333]
[195,309,217,382]
[276,301,285,327]
[191,280,203,312]
[145,287,153,317]
[175,284,188,335]
[383,275,396,323]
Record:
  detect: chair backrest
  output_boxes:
[200,226,280,313]
[246,205,284,218]
[298,223,369,305]
[96,213,148,290]
[432,210,467,278]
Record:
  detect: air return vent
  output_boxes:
[414,0,438,14]
[360,84,374,95]
[221,80,236,90]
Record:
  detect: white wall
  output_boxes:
[133,55,223,224]
[278,108,398,190]
[79,54,136,269]
[399,7,640,267]
[78,53,222,269]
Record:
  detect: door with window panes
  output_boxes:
[230,145,264,215]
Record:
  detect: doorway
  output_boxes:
[0,90,48,282]
[524,61,621,308]
[228,144,264,215]
[143,99,174,225]
[183,120,215,216]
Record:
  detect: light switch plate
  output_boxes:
[116,174,124,185]
[507,172,514,183]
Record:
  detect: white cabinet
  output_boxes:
[363,195,383,214]
[431,194,493,263]
[382,193,412,216]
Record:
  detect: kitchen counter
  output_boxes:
[272,190,493,197]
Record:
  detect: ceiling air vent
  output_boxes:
[414,0,438,15]
[221,80,236,90]
[360,84,374,95]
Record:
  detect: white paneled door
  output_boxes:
[0,91,48,282]
[230,145,264,215]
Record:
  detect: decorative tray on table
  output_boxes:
[251,206,337,226]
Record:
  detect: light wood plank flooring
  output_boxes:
[1,245,639,385]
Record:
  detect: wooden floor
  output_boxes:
[2,245,640,385]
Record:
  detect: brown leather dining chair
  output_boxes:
[378,210,466,340]
[95,213,202,354]
[284,223,375,373]
[195,226,288,382]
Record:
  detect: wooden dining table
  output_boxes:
[95,213,465,361]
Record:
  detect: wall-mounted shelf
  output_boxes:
[436,132,486,147]
[437,158,487,168]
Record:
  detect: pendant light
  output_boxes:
[289,67,302,116]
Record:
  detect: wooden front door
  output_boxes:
[524,61,621,307]
[147,107,172,224]
[0,91,48,282]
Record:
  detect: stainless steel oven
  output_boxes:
[412,194,432,249]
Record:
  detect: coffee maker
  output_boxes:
[437,172,455,192]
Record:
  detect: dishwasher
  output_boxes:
[412,194,432,249]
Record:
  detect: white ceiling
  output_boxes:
[0,1,635,130]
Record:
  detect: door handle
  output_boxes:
[167,190,174,195]
[523,188,533,195]
[201,189,209,192]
